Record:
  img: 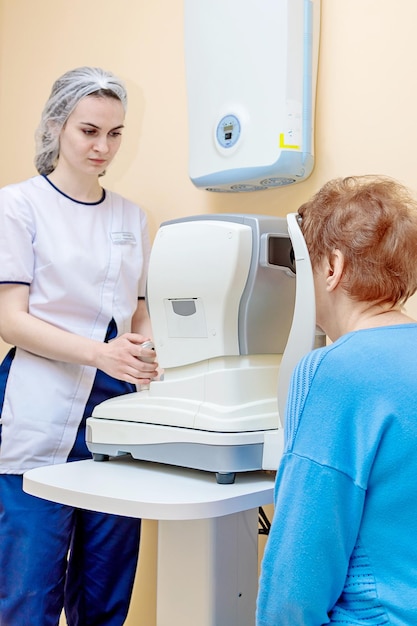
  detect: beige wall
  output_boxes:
[1,0,417,623]
[1,0,417,311]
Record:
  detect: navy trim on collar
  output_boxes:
[42,175,106,205]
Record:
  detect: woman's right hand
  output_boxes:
[95,333,159,384]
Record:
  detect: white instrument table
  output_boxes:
[24,457,274,626]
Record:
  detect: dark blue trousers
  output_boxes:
[0,323,142,624]
[0,475,141,626]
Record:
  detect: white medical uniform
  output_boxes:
[0,174,150,474]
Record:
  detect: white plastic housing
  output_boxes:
[184,0,321,192]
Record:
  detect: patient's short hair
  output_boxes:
[298,175,417,305]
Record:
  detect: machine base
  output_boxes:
[86,419,271,484]
[88,441,263,485]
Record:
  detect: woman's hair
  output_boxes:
[34,66,127,175]
[298,175,417,305]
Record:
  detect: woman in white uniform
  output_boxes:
[0,67,158,625]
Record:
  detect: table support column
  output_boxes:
[157,508,259,626]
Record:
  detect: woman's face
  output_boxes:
[57,95,125,177]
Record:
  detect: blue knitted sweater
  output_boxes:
[257,325,417,625]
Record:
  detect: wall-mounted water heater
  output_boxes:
[184,0,321,192]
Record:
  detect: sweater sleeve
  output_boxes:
[256,453,365,626]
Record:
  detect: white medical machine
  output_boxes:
[184,0,321,192]
[86,213,319,483]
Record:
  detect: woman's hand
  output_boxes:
[95,333,158,384]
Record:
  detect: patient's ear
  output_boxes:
[326,249,344,292]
